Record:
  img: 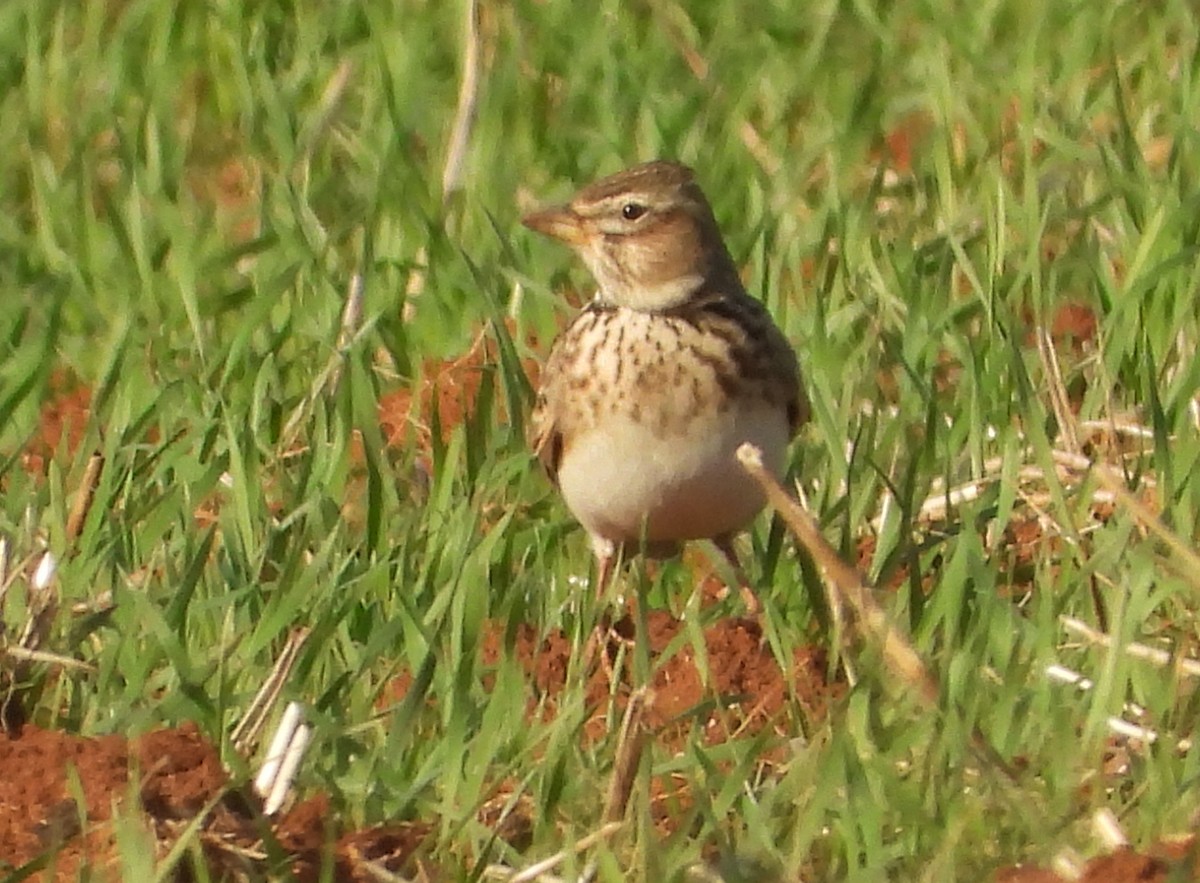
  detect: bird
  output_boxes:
[523,160,809,611]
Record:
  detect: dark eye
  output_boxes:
[621,203,647,221]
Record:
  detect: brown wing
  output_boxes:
[528,385,564,486]
[775,325,810,436]
[683,289,810,437]
[528,321,580,487]
[528,305,603,485]
[732,293,809,437]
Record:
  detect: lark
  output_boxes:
[524,160,809,609]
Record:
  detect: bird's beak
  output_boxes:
[522,205,589,247]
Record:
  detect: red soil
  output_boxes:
[0,722,428,881]
[0,608,836,880]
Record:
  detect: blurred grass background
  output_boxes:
[2,0,1200,879]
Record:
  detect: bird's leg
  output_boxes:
[713,534,762,617]
[582,536,623,680]
[593,544,617,602]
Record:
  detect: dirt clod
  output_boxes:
[0,723,430,881]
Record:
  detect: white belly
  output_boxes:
[556,400,790,545]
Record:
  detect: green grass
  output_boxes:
[3,0,1200,879]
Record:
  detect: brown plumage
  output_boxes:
[524,160,809,602]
